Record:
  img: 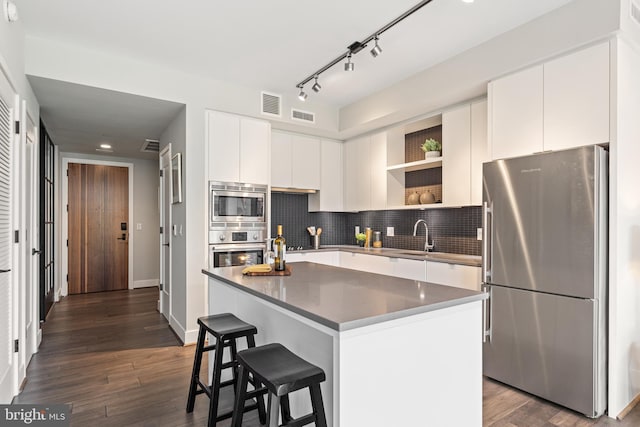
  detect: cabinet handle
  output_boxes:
[482,285,492,343]
[0,269,10,273]
[482,202,493,283]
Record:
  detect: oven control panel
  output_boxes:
[209,228,265,244]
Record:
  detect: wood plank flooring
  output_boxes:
[13,288,640,426]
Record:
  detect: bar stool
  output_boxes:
[231,343,328,427]
[186,313,266,427]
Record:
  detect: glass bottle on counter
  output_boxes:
[274,224,286,271]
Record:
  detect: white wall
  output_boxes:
[58,152,160,292]
[608,36,640,418]
[338,0,621,138]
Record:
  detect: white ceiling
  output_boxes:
[18,0,573,158]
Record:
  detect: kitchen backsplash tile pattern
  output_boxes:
[271,193,482,255]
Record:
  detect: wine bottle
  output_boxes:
[274,224,286,271]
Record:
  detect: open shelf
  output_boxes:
[386,157,443,172]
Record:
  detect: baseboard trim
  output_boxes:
[168,315,198,345]
[133,279,159,289]
[618,392,640,420]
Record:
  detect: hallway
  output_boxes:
[12,288,261,426]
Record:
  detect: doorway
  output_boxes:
[159,145,172,321]
[67,163,129,294]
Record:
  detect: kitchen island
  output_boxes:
[203,262,486,427]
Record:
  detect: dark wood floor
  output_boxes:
[13,288,640,426]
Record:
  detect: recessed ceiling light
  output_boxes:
[100,143,112,149]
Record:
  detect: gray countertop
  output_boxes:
[287,245,482,267]
[203,262,487,332]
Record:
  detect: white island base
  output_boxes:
[208,275,482,427]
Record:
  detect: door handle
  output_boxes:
[32,248,41,255]
[482,285,492,343]
[162,243,170,247]
[117,233,127,241]
[0,269,10,273]
[482,202,493,283]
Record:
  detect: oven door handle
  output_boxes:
[211,244,266,252]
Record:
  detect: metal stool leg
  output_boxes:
[266,393,280,427]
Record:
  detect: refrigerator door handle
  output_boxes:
[482,202,493,282]
[482,285,492,342]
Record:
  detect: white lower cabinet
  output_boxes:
[389,257,427,281]
[426,261,481,291]
[285,251,338,266]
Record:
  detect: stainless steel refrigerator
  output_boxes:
[482,145,607,418]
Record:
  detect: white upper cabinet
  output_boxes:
[369,132,387,210]
[470,100,489,205]
[207,110,270,184]
[207,111,240,183]
[543,42,610,151]
[489,42,610,160]
[343,136,370,211]
[489,65,544,160]
[309,139,343,212]
[271,131,293,187]
[442,104,472,206]
[270,130,320,190]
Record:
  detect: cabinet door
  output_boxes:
[543,42,610,151]
[292,135,321,189]
[309,139,343,212]
[239,118,270,185]
[442,104,471,206]
[390,258,426,281]
[271,131,292,187]
[343,137,370,211]
[470,100,489,205]
[426,261,481,291]
[208,111,240,182]
[369,132,387,210]
[489,65,543,160]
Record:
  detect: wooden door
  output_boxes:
[68,163,128,294]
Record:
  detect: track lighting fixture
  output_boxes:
[294,0,434,99]
[297,85,307,101]
[344,54,355,72]
[370,36,382,57]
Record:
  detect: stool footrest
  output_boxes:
[195,379,211,397]
[202,344,217,352]
[285,413,316,427]
[220,360,236,370]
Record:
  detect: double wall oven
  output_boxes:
[208,181,267,268]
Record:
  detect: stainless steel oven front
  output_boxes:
[209,243,265,268]
[209,181,266,224]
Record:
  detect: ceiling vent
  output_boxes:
[141,139,159,153]
[291,108,315,124]
[632,0,640,26]
[261,91,281,117]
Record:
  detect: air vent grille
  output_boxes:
[141,139,160,153]
[291,109,315,124]
[632,0,640,26]
[261,92,281,117]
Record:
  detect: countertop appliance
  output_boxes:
[482,145,607,418]
[209,181,267,268]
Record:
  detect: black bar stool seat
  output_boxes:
[231,343,328,427]
[186,313,266,427]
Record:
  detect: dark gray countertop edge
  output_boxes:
[202,269,487,332]
[288,245,482,267]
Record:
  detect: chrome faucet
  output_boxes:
[413,219,434,252]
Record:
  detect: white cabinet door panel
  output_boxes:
[208,111,240,182]
[343,137,370,211]
[543,42,610,151]
[292,135,321,190]
[489,65,543,160]
[240,118,270,185]
[426,261,481,291]
[287,252,338,266]
[370,132,387,210]
[271,131,292,187]
[443,104,471,206]
[309,139,343,212]
[390,258,426,281]
[471,100,489,205]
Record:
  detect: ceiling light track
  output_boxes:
[294,0,435,99]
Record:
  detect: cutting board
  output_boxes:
[243,265,292,276]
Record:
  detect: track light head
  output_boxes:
[312,76,321,93]
[297,86,307,101]
[344,54,355,72]
[370,36,382,58]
